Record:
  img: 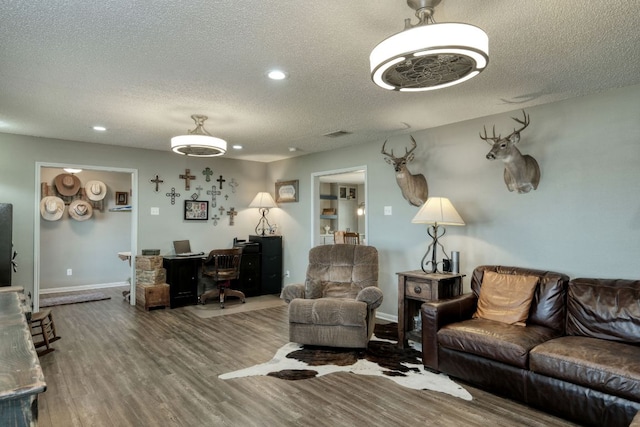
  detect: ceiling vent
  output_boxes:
[323,130,352,138]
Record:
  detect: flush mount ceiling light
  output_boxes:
[171,114,227,157]
[370,0,488,92]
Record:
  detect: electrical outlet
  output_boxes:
[285,270,290,278]
[66,269,72,276]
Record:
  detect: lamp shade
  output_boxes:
[249,192,277,209]
[411,197,465,226]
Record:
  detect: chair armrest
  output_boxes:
[280,283,305,303]
[355,286,383,310]
[420,293,477,371]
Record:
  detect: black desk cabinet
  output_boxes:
[249,235,283,295]
[234,243,261,297]
[163,256,201,308]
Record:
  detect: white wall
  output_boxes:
[267,83,640,319]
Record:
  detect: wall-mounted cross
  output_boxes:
[179,169,196,190]
[195,185,203,197]
[216,175,226,189]
[207,185,221,208]
[226,207,238,226]
[229,178,239,193]
[150,174,164,192]
[166,187,181,205]
[218,206,225,216]
[211,214,220,226]
[202,167,213,182]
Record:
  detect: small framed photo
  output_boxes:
[184,200,209,220]
[275,180,299,203]
[115,191,128,205]
[339,186,357,200]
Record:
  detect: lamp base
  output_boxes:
[419,223,449,274]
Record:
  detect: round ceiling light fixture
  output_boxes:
[370,0,488,92]
[171,114,227,157]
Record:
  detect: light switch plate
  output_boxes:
[150,207,160,215]
[384,206,392,215]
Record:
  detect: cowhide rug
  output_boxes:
[220,323,472,401]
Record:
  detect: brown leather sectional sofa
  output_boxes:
[421,265,640,427]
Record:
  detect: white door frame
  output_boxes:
[34,162,138,311]
[310,165,367,247]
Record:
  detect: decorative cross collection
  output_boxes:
[179,169,196,190]
[166,187,181,205]
[155,170,243,227]
[202,167,213,182]
[150,174,164,192]
[226,207,237,226]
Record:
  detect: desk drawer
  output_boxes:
[405,279,433,301]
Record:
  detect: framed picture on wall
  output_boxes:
[339,186,357,200]
[115,191,128,205]
[184,200,209,220]
[275,180,299,203]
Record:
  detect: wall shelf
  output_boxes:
[320,194,337,200]
[320,215,337,220]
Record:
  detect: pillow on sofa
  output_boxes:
[474,271,539,326]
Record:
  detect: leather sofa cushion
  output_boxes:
[471,266,569,333]
[530,336,640,402]
[567,279,640,344]
[437,318,561,368]
[474,271,538,326]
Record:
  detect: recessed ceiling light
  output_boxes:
[267,70,288,80]
[93,126,107,131]
[232,145,243,150]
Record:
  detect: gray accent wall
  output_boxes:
[1,83,639,319]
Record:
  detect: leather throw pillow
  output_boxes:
[474,271,539,326]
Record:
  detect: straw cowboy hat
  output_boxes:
[39,196,64,221]
[85,180,107,201]
[68,199,93,221]
[54,173,81,196]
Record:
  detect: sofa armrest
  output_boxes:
[355,286,383,310]
[280,283,305,303]
[420,293,478,371]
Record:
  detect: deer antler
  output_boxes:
[479,125,500,145]
[381,140,395,158]
[407,136,418,155]
[510,110,530,135]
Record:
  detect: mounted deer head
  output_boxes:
[480,110,540,193]
[381,136,428,206]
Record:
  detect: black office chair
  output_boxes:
[199,248,244,308]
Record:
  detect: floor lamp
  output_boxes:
[411,197,465,273]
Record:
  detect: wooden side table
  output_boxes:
[397,270,464,348]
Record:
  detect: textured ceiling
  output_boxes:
[1,1,639,162]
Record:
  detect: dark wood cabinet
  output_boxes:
[233,242,261,297]
[249,235,283,295]
[0,203,12,286]
[163,256,202,308]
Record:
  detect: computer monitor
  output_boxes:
[172,240,191,255]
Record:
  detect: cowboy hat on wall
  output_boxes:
[85,180,107,201]
[54,173,81,196]
[68,199,93,221]
[40,196,64,221]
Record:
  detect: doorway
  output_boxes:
[311,166,367,246]
[34,162,138,311]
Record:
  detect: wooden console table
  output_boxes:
[397,270,464,348]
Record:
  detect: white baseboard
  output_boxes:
[40,281,129,295]
[375,311,398,323]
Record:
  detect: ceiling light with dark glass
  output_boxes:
[171,114,227,157]
[370,0,489,92]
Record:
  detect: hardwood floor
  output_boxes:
[36,287,578,427]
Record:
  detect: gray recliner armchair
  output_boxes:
[280,244,383,348]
